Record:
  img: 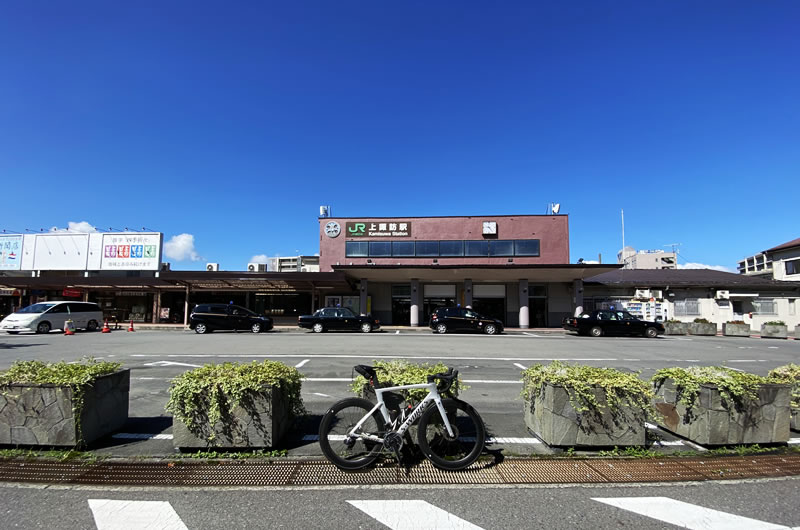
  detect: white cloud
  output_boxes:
[164,233,201,261]
[49,221,98,233]
[678,262,734,273]
[250,254,269,263]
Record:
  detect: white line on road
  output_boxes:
[112,433,173,440]
[728,360,757,363]
[131,354,620,362]
[347,500,485,530]
[88,499,189,530]
[312,392,331,398]
[513,363,527,370]
[143,360,202,368]
[295,359,310,368]
[396,330,400,335]
[592,496,791,529]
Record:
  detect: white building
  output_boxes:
[617,247,677,270]
[738,237,800,282]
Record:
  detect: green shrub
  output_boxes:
[764,320,786,326]
[727,320,747,325]
[520,361,655,417]
[652,366,783,411]
[666,319,682,323]
[165,361,305,442]
[350,359,462,402]
[768,364,800,409]
[693,318,711,324]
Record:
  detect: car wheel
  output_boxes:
[87,320,99,332]
[36,322,51,334]
[313,323,324,333]
[436,323,447,334]
[251,323,262,333]
[195,323,208,334]
[644,327,658,338]
[360,322,372,333]
[589,326,602,337]
[484,324,497,335]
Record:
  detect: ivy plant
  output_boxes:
[165,361,305,443]
[768,364,800,409]
[651,366,783,412]
[520,361,655,418]
[763,320,786,326]
[349,360,462,402]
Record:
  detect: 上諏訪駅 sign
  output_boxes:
[345,222,412,237]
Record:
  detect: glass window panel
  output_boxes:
[392,241,415,257]
[416,241,439,257]
[391,285,411,297]
[439,240,464,256]
[465,241,488,256]
[369,242,391,256]
[489,240,514,256]
[514,239,540,256]
[345,241,369,257]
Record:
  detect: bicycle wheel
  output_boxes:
[319,397,386,470]
[417,399,485,471]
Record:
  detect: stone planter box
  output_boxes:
[723,323,751,337]
[664,322,688,335]
[0,369,130,447]
[524,382,646,447]
[173,385,289,449]
[654,379,790,445]
[761,324,788,339]
[688,322,717,336]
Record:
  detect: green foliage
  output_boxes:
[763,320,786,326]
[693,318,711,324]
[182,448,287,460]
[666,319,682,323]
[0,447,106,463]
[520,361,655,417]
[165,361,305,443]
[651,366,783,411]
[597,446,661,459]
[768,363,800,409]
[0,359,122,386]
[726,320,746,325]
[349,360,462,401]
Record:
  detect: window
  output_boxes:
[392,241,415,257]
[345,241,369,257]
[786,259,800,276]
[439,240,464,256]
[514,240,540,256]
[752,298,776,315]
[210,306,227,314]
[489,240,514,256]
[415,241,439,257]
[674,298,700,316]
[465,241,489,256]
[368,242,391,257]
[392,285,410,297]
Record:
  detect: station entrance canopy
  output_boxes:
[330,264,621,282]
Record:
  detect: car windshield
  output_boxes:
[17,303,56,314]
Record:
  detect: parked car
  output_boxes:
[0,301,104,334]
[298,307,380,333]
[429,307,504,335]
[189,304,273,334]
[563,309,664,338]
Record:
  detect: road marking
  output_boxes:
[592,496,792,529]
[295,359,310,368]
[347,500,484,530]
[112,433,173,440]
[513,363,527,370]
[728,367,745,372]
[88,499,189,530]
[396,330,400,335]
[728,360,757,363]
[623,358,640,362]
[768,346,779,349]
[143,360,202,368]
[312,392,331,397]
[131,354,620,362]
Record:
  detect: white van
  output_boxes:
[0,301,104,334]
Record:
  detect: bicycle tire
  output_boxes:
[319,397,386,470]
[417,399,485,471]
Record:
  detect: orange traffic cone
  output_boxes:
[127,319,135,332]
[64,319,75,336]
[101,319,111,333]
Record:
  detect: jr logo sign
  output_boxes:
[345,222,412,238]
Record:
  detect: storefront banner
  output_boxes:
[0,235,23,270]
[100,233,162,271]
[345,221,412,237]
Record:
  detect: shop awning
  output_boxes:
[332,264,621,283]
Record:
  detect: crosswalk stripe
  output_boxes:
[593,497,791,529]
[347,500,484,530]
[88,499,188,530]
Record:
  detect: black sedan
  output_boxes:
[429,307,504,335]
[298,307,380,333]
[563,309,664,338]
[189,304,273,334]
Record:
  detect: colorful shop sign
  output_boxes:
[100,233,162,271]
[0,235,23,270]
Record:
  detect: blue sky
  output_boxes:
[1,1,798,271]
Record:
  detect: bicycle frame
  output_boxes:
[346,381,455,445]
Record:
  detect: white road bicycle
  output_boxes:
[319,365,486,471]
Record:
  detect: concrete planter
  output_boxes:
[524,382,646,447]
[173,385,289,449]
[654,379,791,445]
[723,323,751,337]
[760,324,788,339]
[0,369,130,447]
[664,322,688,335]
[688,322,717,336]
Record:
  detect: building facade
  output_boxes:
[617,247,677,269]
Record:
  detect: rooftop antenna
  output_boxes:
[664,243,681,255]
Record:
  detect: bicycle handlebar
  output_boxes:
[353,364,457,393]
